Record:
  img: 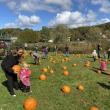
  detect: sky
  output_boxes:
[0,0,110,30]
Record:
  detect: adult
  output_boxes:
[64,45,69,57]
[97,44,101,58]
[33,48,39,65]
[1,48,24,96]
[108,48,110,59]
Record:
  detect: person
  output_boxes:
[64,45,69,57]
[103,51,107,60]
[24,43,28,50]
[97,44,101,58]
[33,49,40,65]
[92,50,97,62]
[42,46,48,58]
[53,45,58,55]
[19,62,32,93]
[1,48,24,96]
[100,59,107,71]
[108,48,110,60]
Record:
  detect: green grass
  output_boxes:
[0,53,110,110]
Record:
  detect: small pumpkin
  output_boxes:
[72,64,77,67]
[50,69,54,74]
[63,66,67,70]
[61,85,71,93]
[39,74,46,80]
[90,106,99,110]
[77,84,84,92]
[98,70,101,74]
[12,65,21,74]
[42,68,48,73]
[23,97,38,110]
[63,70,69,76]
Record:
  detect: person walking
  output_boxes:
[1,48,24,96]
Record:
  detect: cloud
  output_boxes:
[44,0,72,10]
[0,0,72,13]
[49,10,110,28]
[92,0,110,13]
[4,14,40,28]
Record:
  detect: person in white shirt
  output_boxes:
[92,50,97,62]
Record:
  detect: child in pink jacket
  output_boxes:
[19,63,32,93]
[100,59,107,71]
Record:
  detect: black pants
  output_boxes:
[19,81,30,92]
[2,70,19,95]
[108,51,110,59]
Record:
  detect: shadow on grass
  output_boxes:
[90,67,110,76]
[97,82,110,90]
[1,80,10,92]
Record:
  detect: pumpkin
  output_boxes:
[39,74,46,80]
[90,106,99,110]
[63,70,69,76]
[42,68,48,73]
[98,70,101,74]
[77,84,84,91]
[72,64,77,67]
[50,69,54,74]
[63,66,67,70]
[62,85,71,93]
[23,97,38,110]
[12,65,21,74]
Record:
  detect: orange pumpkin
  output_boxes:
[63,70,69,76]
[77,84,84,91]
[63,66,67,70]
[90,106,99,110]
[23,97,38,110]
[42,68,48,73]
[39,74,46,80]
[12,65,21,74]
[72,64,77,67]
[62,85,71,93]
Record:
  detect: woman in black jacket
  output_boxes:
[1,48,24,96]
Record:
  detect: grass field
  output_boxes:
[0,53,110,110]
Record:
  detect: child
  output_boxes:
[33,50,40,65]
[19,62,32,93]
[92,50,97,62]
[100,59,107,71]
[103,51,107,60]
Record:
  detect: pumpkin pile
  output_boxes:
[23,97,38,110]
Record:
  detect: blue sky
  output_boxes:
[0,0,110,30]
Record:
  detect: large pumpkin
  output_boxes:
[63,70,69,76]
[90,106,99,110]
[12,65,21,74]
[39,74,46,80]
[62,85,71,93]
[23,97,38,110]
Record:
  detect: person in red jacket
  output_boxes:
[1,48,24,96]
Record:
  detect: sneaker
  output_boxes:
[11,94,16,97]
